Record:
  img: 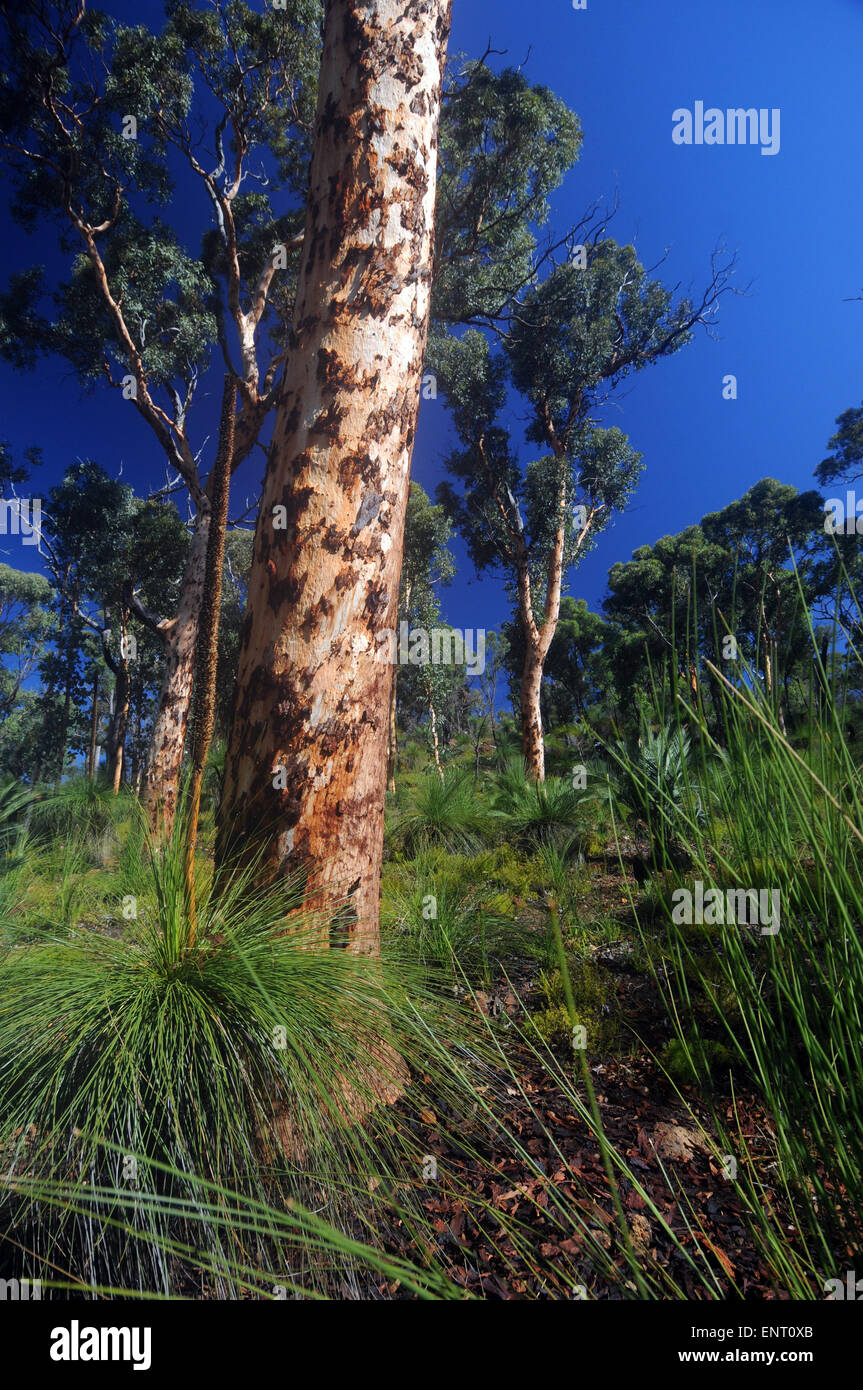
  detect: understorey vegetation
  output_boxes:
[1,568,861,1299]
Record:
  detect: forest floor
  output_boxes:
[382,855,793,1301]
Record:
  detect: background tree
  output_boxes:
[390,482,455,787]
[0,0,321,827]
[603,480,826,735]
[36,461,188,788]
[0,440,41,495]
[503,596,606,729]
[436,209,732,779]
[813,399,863,638]
[817,401,863,492]
[700,479,825,732]
[0,563,51,723]
[0,562,53,784]
[35,461,131,782]
[604,525,730,723]
[476,628,508,746]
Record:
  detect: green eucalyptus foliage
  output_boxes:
[0,563,51,722]
[604,479,827,721]
[433,58,581,327]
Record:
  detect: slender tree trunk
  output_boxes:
[56,580,78,786]
[706,663,726,736]
[106,612,132,795]
[130,694,142,795]
[184,377,236,943]
[111,658,130,795]
[473,724,484,784]
[760,628,787,734]
[57,684,71,785]
[141,510,210,834]
[514,463,588,780]
[427,685,444,782]
[216,0,451,954]
[816,631,831,716]
[763,641,773,699]
[684,660,699,703]
[87,672,99,780]
[777,695,787,738]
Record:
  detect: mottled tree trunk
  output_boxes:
[141,510,210,833]
[216,0,451,953]
[521,639,546,782]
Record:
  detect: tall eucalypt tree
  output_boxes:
[216,42,586,947]
[0,0,321,831]
[216,0,452,951]
[436,239,734,779]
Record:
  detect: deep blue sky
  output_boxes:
[2,0,862,642]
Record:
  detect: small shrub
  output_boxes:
[493,760,589,852]
[390,769,492,857]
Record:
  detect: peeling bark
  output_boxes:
[217,0,452,953]
[520,637,547,783]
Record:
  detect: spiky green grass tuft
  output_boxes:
[0,821,498,1296]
